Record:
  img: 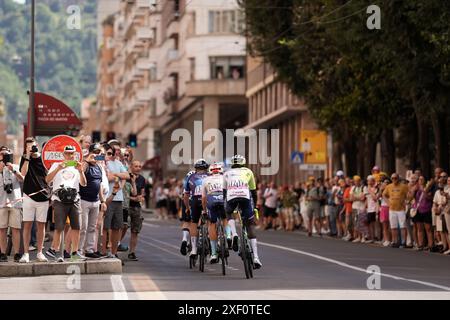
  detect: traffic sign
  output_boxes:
[41,135,83,170]
[291,151,305,164]
[299,164,327,171]
[300,130,328,164]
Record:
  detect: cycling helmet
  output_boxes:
[209,162,224,174]
[231,154,246,166]
[194,158,209,170]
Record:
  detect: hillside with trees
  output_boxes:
[0,0,97,134]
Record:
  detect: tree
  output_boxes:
[241,0,450,176]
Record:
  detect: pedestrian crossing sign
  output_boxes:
[291,151,305,164]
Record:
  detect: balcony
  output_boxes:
[185,79,246,97]
[136,88,151,102]
[136,57,155,70]
[167,49,179,62]
[136,27,155,40]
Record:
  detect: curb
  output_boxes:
[0,259,122,277]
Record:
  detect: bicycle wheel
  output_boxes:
[240,229,251,279]
[218,224,226,276]
[246,238,254,278]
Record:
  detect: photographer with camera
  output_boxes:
[45,145,87,261]
[19,137,50,263]
[0,148,24,262]
[78,143,107,259]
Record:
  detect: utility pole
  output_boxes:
[28,0,36,137]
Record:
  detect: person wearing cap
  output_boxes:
[305,177,322,237]
[45,145,87,261]
[382,173,409,248]
[77,143,107,259]
[372,166,381,183]
[350,175,368,243]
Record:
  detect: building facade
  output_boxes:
[88,0,248,179]
[245,57,327,186]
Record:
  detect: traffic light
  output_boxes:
[92,131,101,143]
[128,134,137,148]
[106,131,116,141]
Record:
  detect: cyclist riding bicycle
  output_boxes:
[201,162,228,264]
[179,170,195,256]
[223,155,262,268]
[183,159,209,258]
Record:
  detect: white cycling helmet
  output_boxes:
[209,162,224,174]
[231,154,246,166]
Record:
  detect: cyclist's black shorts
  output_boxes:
[225,198,254,221]
[180,200,191,222]
[189,196,202,224]
[207,202,226,223]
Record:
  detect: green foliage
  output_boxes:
[242,0,450,169]
[0,0,97,134]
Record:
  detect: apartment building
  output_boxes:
[90,0,248,178]
[245,56,328,185]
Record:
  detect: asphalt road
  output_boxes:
[1,213,450,300]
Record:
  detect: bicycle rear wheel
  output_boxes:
[218,224,226,276]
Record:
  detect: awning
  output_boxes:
[31,92,82,136]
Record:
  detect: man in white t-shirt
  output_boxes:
[45,145,87,262]
[0,150,24,263]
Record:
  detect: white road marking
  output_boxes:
[110,275,129,300]
[139,235,240,272]
[259,241,450,291]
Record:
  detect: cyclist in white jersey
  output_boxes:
[223,155,262,268]
[201,162,229,264]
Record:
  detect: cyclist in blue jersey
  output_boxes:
[179,170,195,256]
[224,155,262,268]
[183,159,209,258]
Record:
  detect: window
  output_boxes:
[210,56,246,80]
[208,10,245,33]
[189,58,195,80]
[149,64,157,81]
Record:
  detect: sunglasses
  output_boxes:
[124,154,130,157]
[107,152,114,156]
[93,150,101,155]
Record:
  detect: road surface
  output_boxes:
[1,213,450,300]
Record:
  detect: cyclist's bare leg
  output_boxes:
[245,218,262,267]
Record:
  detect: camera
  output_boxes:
[3,183,13,194]
[2,153,13,165]
[31,145,39,153]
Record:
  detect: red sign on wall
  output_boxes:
[41,135,83,170]
[32,92,82,136]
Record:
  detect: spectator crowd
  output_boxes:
[0,136,153,264]
[255,166,450,255]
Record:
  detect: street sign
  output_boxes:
[291,151,305,164]
[41,135,83,170]
[299,164,327,171]
[300,130,328,164]
[33,92,82,137]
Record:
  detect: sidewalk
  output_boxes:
[0,258,122,277]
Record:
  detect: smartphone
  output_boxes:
[65,160,78,167]
[94,155,105,161]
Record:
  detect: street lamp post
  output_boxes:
[28,0,36,137]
